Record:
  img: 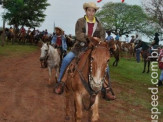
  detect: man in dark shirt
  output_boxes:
[152,33,160,49]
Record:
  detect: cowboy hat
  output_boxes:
[83,2,99,10]
[55,27,63,32]
[155,32,159,36]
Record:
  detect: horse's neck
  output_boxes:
[77,49,92,77]
[48,45,58,59]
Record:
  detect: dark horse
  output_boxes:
[108,39,120,66]
[135,41,158,73]
[61,37,110,122]
[65,35,75,50]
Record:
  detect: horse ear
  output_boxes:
[40,41,44,45]
[47,42,50,46]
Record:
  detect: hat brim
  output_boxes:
[83,3,99,10]
[55,27,63,32]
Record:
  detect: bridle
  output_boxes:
[41,44,49,61]
[89,42,108,93]
[76,41,109,110]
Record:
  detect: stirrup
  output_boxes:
[104,87,116,101]
[105,87,115,96]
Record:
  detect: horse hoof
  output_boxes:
[142,71,145,73]
[65,116,70,120]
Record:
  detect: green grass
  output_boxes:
[109,58,153,84]
[0,42,38,58]
[109,57,163,120]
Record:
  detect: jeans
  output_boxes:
[58,51,76,82]
[136,49,141,63]
[159,70,163,81]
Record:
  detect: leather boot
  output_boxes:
[103,87,116,101]
[53,82,64,94]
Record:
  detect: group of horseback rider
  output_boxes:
[5,26,52,44]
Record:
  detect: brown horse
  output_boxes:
[18,32,26,44]
[108,39,120,66]
[61,37,110,122]
[121,42,135,58]
[65,35,75,50]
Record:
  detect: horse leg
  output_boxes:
[55,67,59,83]
[115,54,119,66]
[112,54,116,66]
[48,67,52,85]
[113,60,115,66]
[147,61,150,73]
[91,95,99,122]
[74,93,82,122]
[142,59,146,73]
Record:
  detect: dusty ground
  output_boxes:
[0,49,151,122]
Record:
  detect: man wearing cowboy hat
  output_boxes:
[130,35,135,43]
[54,2,116,101]
[51,27,67,58]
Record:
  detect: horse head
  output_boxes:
[40,42,49,61]
[88,37,110,92]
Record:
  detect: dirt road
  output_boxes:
[0,49,150,122]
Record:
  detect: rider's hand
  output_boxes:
[93,37,99,40]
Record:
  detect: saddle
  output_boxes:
[61,48,92,83]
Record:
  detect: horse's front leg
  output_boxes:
[48,67,52,85]
[91,94,99,122]
[74,92,82,122]
[147,60,150,73]
[55,66,59,83]
[142,59,146,73]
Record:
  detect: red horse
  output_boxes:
[62,37,110,122]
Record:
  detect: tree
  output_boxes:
[142,0,163,28]
[2,0,50,28]
[96,2,155,37]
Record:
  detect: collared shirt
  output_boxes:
[106,35,113,42]
[85,16,96,23]
[85,16,96,36]
[56,36,62,46]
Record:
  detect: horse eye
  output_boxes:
[45,50,48,52]
[91,57,94,61]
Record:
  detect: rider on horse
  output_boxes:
[54,2,116,101]
[51,27,67,59]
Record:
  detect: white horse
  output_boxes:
[40,43,60,85]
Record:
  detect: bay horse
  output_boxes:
[65,35,75,50]
[135,40,158,73]
[61,37,110,122]
[108,39,120,66]
[121,42,135,57]
[18,32,26,44]
[40,43,60,85]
